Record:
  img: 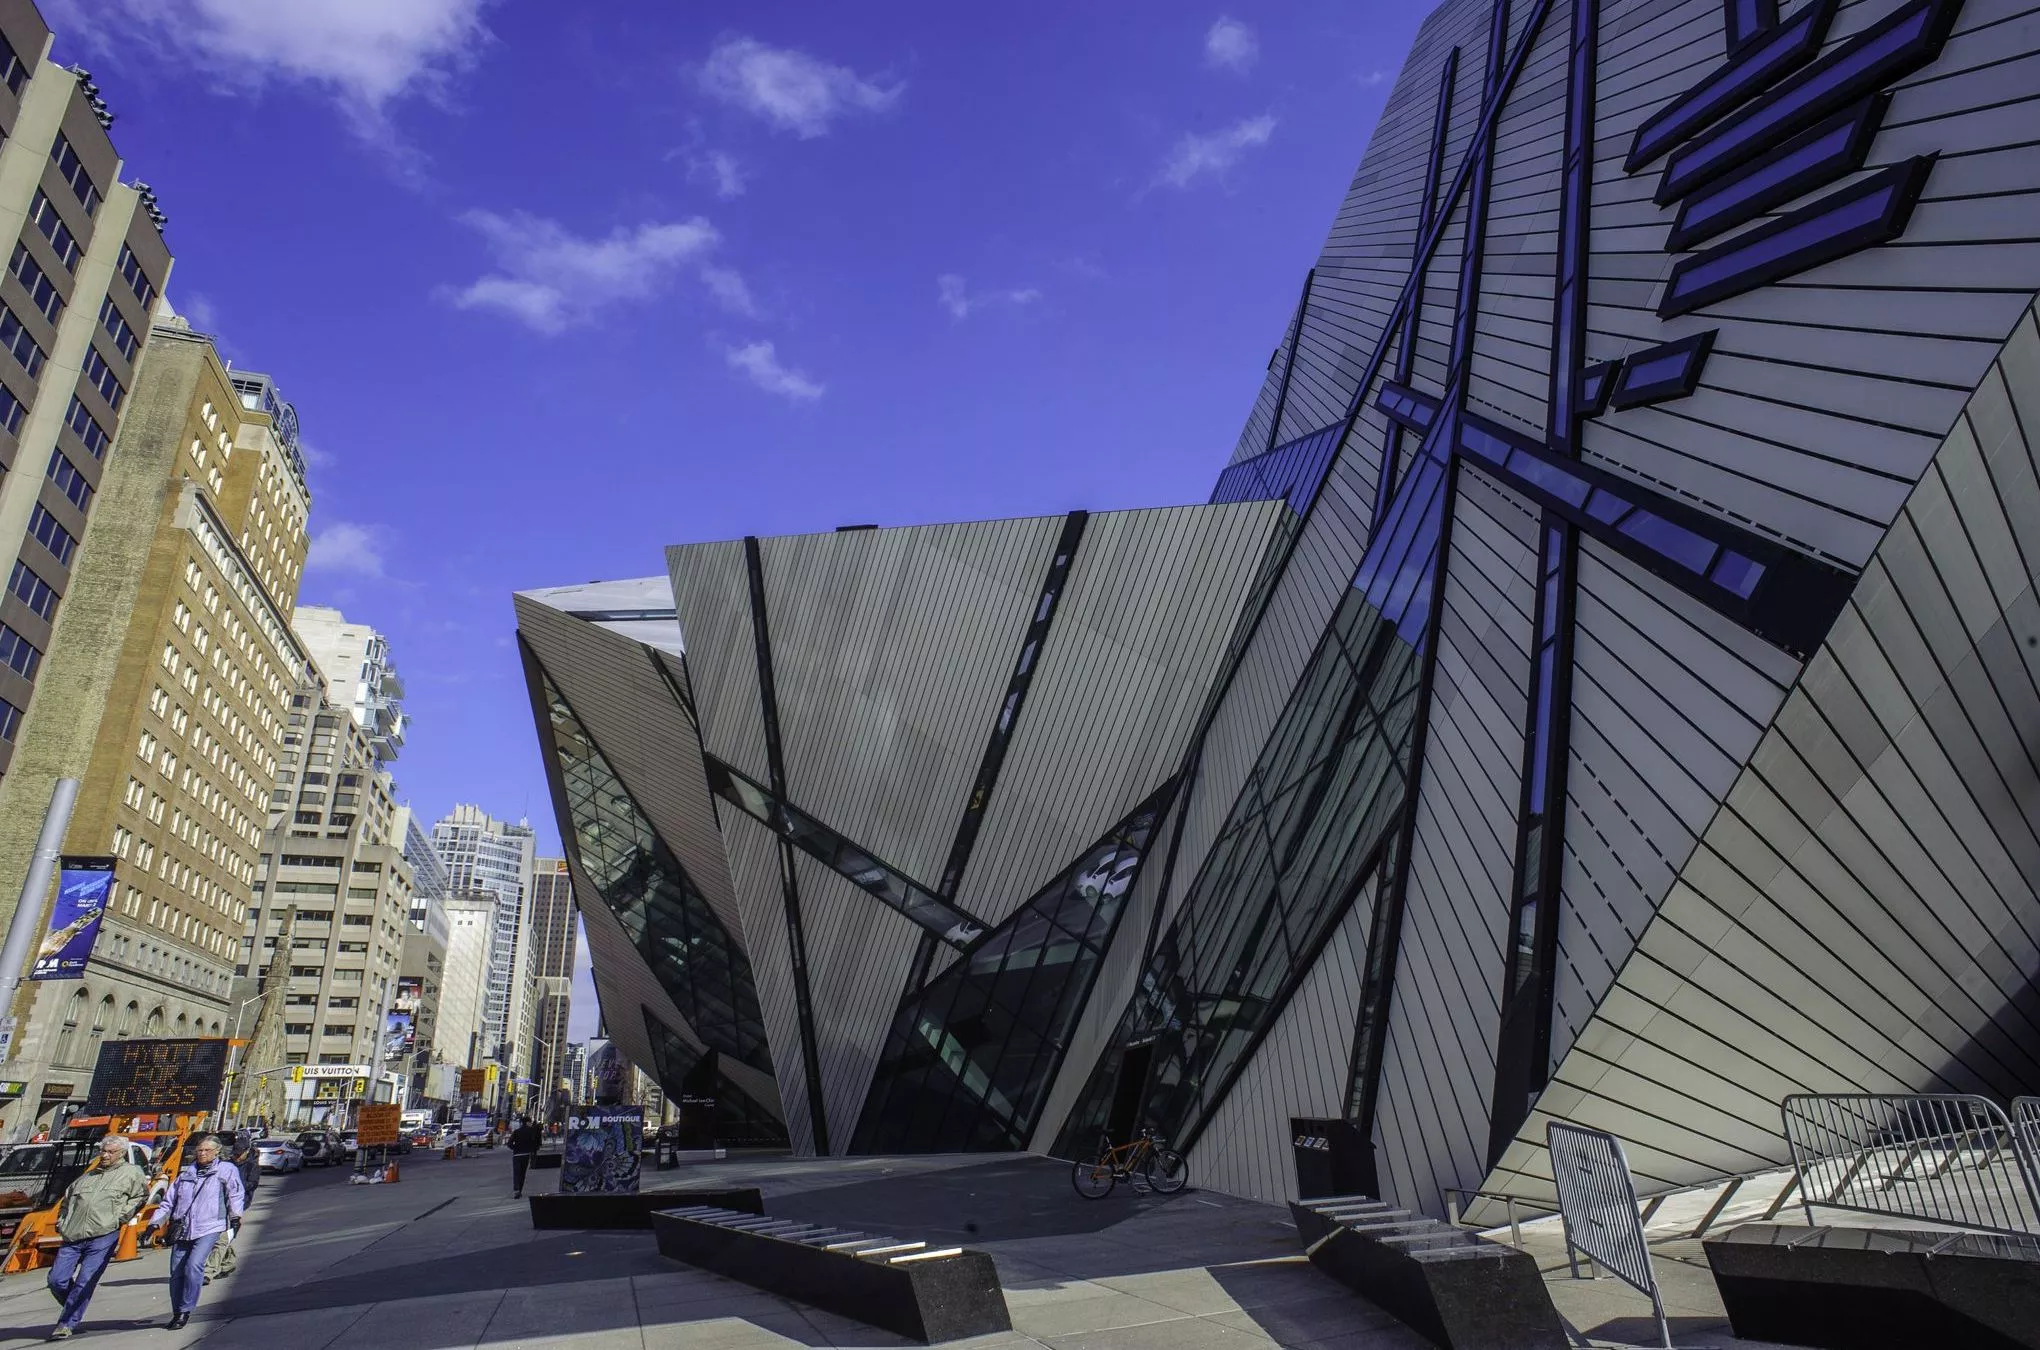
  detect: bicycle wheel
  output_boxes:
[1142,1148,1188,1194]
[1072,1154,1117,1199]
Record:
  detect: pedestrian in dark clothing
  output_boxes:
[508,1117,542,1198]
[44,1135,148,1340]
[151,1134,245,1330]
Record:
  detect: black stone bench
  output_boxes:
[649,1204,1011,1344]
[1704,1222,2040,1350]
[528,1186,764,1229]
[1290,1194,1568,1350]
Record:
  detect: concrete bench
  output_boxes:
[1704,1221,2040,1350]
[649,1204,1011,1344]
[528,1186,764,1230]
[1290,1195,1567,1350]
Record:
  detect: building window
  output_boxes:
[8,245,62,324]
[49,136,99,215]
[28,192,80,271]
[0,35,23,94]
[7,562,56,621]
[46,450,91,511]
[0,623,43,678]
[65,397,111,459]
[0,697,22,742]
[54,989,86,1064]
[97,297,138,363]
[81,346,122,411]
[87,995,112,1059]
[0,305,45,376]
[0,383,23,437]
[29,504,77,564]
[117,245,156,310]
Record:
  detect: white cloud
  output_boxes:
[701,264,760,318]
[307,522,386,578]
[449,211,720,334]
[690,148,748,198]
[1357,68,1389,87]
[937,274,1042,320]
[1156,113,1277,189]
[725,341,823,401]
[46,0,490,127]
[698,36,900,138]
[1204,17,1258,72]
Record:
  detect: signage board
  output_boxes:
[356,1103,402,1147]
[0,1080,26,1100]
[460,1111,490,1139]
[458,1068,487,1095]
[30,857,115,980]
[86,1039,228,1113]
[561,1104,643,1195]
[291,1064,369,1081]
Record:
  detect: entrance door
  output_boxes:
[1104,1042,1154,1147]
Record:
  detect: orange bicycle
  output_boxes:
[1071,1126,1188,1199]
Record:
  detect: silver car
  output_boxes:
[254,1138,304,1173]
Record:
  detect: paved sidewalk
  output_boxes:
[0,1150,1795,1348]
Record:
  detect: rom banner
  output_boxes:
[31,857,115,980]
[561,1104,643,1195]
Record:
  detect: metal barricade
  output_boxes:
[1548,1122,1672,1350]
[2014,1097,2040,1162]
[1781,1094,2040,1238]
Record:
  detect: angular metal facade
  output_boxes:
[517,0,2040,1223]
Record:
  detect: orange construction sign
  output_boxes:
[356,1103,402,1147]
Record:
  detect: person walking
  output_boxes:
[43,1134,148,1340]
[508,1116,542,1198]
[151,1134,245,1330]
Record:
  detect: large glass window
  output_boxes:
[538,666,773,1074]
[853,782,1176,1154]
[1209,421,1342,514]
[641,1010,787,1148]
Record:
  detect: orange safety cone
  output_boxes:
[383,1160,400,1183]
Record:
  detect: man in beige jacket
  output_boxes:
[45,1134,149,1339]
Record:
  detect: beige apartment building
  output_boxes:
[0,321,310,1133]
[237,680,415,1121]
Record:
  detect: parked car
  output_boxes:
[296,1130,344,1167]
[335,1132,359,1163]
[254,1138,304,1173]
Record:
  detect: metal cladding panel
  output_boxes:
[669,538,770,783]
[1191,883,1377,1204]
[513,593,748,944]
[1578,0,2040,570]
[959,502,1285,929]
[1479,301,2040,1214]
[1548,541,1797,1069]
[717,806,816,1155]
[791,850,922,1148]
[757,516,1060,888]
[1371,472,1539,1217]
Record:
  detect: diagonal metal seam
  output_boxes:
[742,535,831,1154]
[1262,270,1317,458]
[1374,44,1462,533]
[1346,0,1523,1150]
[1488,0,1598,1169]
[701,752,989,948]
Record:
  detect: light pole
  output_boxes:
[216,992,268,1126]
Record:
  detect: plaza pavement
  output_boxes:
[0,1148,1798,1348]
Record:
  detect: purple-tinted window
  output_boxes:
[1619,510,1719,574]
[1710,551,1766,598]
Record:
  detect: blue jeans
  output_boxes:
[168,1232,221,1315]
[47,1230,120,1329]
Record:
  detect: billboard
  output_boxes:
[560,1105,642,1194]
[30,858,115,980]
[86,1038,229,1113]
[384,1010,414,1059]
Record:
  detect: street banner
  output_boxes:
[460,1110,491,1139]
[561,1104,643,1194]
[31,857,115,980]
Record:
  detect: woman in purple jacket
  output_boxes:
[150,1135,245,1329]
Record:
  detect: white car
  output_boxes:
[254,1138,304,1173]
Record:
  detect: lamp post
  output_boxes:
[216,992,269,1126]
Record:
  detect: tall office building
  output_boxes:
[292,604,404,765]
[0,2,172,797]
[527,857,576,1099]
[238,678,414,1114]
[432,803,536,1091]
[436,889,496,1088]
[0,322,308,1134]
[518,0,2040,1223]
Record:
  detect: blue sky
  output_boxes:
[50,0,1421,1035]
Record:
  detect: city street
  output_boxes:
[0,1149,1800,1349]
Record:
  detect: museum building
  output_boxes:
[516,0,2040,1218]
